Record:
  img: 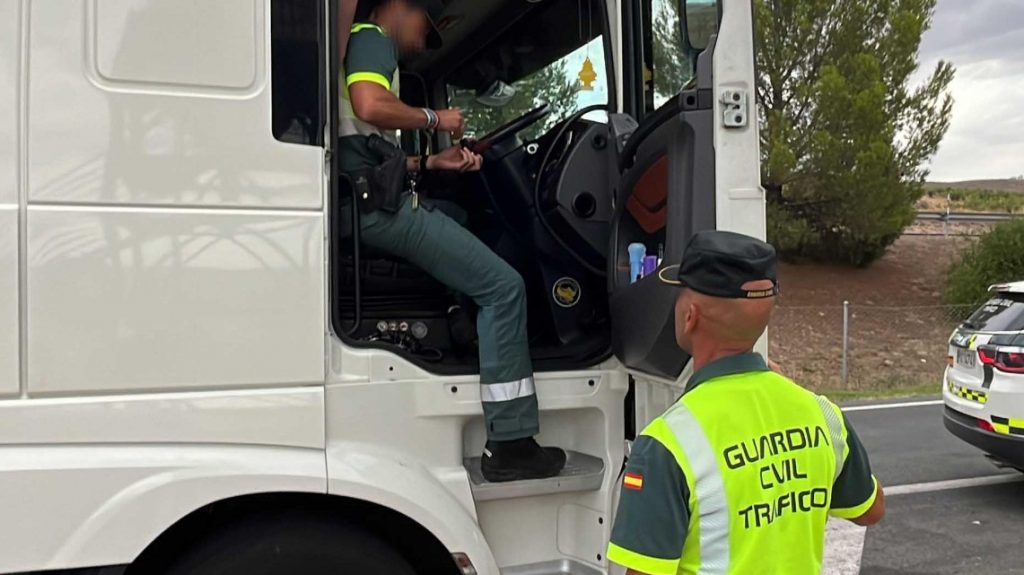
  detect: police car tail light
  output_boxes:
[978,345,1024,374]
[978,419,996,433]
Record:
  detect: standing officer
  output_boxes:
[341,0,566,481]
[607,231,884,575]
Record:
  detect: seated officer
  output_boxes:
[340,0,566,482]
[607,231,884,575]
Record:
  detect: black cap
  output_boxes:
[658,230,779,299]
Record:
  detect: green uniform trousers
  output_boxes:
[360,194,540,441]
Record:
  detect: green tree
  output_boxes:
[450,60,581,141]
[946,220,1024,309]
[651,0,692,102]
[758,0,954,265]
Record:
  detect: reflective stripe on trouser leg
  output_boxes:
[481,377,536,402]
[815,396,847,482]
[357,200,539,441]
[482,378,538,439]
[663,403,730,574]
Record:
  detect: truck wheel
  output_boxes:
[157,512,417,575]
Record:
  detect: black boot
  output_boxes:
[481,437,567,482]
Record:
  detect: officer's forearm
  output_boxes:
[350,83,428,130]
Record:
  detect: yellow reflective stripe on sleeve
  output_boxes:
[606,542,680,575]
[830,476,879,519]
[643,418,687,467]
[350,23,385,34]
[816,395,848,483]
[346,72,391,90]
[642,417,701,571]
[662,401,731,574]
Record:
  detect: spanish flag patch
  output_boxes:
[623,472,644,491]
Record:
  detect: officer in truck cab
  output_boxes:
[340,0,567,482]
[607,231,884,574]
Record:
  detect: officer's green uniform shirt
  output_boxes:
[339,23,402,173]
[607,353,878,575]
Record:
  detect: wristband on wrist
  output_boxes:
[421,108,439,130]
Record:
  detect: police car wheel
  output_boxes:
[157,512,416,575]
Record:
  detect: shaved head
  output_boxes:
[674,280,776,359]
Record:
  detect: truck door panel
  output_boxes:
[25,0,326,394]
[0,1,19,396]
[609,73,717,382]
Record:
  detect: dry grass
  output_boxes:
[769,235,976,395]
[925,179,1024,194]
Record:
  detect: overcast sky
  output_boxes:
[916,0,1024,181]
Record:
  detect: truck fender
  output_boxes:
[327,441,500,575]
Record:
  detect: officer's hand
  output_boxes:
[426,146,483,173]
[436,108,466,140]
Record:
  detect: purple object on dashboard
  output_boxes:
[643,255,658,278]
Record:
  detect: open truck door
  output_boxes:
[610,0,764,425]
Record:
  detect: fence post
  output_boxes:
[944,194,950,238]
[842,301,850,387]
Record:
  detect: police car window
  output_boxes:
[446,0,609,142]
[963,294,1024,332]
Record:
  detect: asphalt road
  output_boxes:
[828,398,1024,574]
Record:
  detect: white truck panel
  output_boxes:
[0,209,16,397]
[714,0,765,241]
[94,0,260,90]
[0,1,19,397]
[0,387,325,448]
[27,0,321,210]
[27,207,324,394]
[0,444,326,573]
[326,442,501,575]
[0,1,15,205]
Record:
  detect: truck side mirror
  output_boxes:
[680,0,719,53]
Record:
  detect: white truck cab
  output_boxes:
[0,0,762,573]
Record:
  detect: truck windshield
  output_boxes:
[446,0,608,141]
[964,294,1024,333]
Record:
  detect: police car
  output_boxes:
[944,281,1024,470]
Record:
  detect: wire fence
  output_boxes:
[768,303,977,392]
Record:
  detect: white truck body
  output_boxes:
[0,0,762,573]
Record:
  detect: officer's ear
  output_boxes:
[674,290,698,346]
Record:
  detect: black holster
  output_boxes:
[351,134,407,215]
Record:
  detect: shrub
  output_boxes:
[945,220,1024,307]
[925,187,1024,213]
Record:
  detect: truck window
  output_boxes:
[448,35,609,142]
[271,0,324,145]
[638,0,714,114]
[447,0,610,142]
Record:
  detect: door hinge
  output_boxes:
[720,89,749,129]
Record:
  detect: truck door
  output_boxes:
[610,0,763,421]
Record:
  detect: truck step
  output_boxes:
[464,450,605,501]
[501,559,602,575]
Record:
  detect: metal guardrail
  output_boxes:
[917,211,1020,222]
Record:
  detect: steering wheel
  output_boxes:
[469,103,551,154]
